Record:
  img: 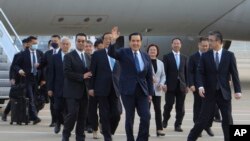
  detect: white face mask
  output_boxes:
[31,44,38,50]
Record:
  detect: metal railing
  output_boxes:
[0,8,21,62]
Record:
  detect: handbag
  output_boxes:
[35,84,46,111]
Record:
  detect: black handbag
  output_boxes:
[35,85,46,112]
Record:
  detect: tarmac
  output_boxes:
[1,45,250,141]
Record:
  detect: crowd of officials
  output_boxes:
[1,27,242,141]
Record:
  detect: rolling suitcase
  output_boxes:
[10,97,29,125]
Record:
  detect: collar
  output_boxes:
[29,49,36,53]
[54,48,60,53]
[61,51,68,55]
[198,51,202,56]
[172,50,180,55]
[76,48,85,55]
[132,50,140,54]
[213,47,223,54]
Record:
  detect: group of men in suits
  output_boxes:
[187,31,242,141]
[2,27,241,141]
[107,28,241,141]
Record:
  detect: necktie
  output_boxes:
[81,53,86,67]
[109,56,115,71]
[215,52,219,69]
[62,53,64,61]
[134,52,140,72]
[53,49,56,54]
[32,51,37,75]
[175,54,180,70]
[215,52,220,90]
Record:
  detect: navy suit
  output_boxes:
[188,49,241,141]
[188,52,204,123]
[188,51,214,130]
[48,51,64,98]
[4,52,22,116]
[48,50,65,125]
[90,49,122,141]
[108,43,153,141]
[9,52,21,81]
[39,49,57,124]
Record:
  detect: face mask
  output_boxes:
[31,44,38,50]
[51,43,59,49]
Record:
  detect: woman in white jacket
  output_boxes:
[147,44,166,136]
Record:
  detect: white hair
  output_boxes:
[61,36,71,44]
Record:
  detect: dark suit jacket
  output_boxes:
[188,52,201,88]
[197,49,241,100]
[47,50,64,97]
[9,52,21,80]
[39,49,54,84]
[89,49,120,97]
[63,50,90,99]
[108,45,153,96]
[163,52,188,92]
[14,48,44,82]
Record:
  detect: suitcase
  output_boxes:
[10,97,29,125]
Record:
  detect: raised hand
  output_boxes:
[111,26,120,42]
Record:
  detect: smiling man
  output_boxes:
[108,27,153,141]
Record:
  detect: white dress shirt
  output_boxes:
[75,49,86,66]
[53,48,60,54]
[213,47,223,63]
[29,49,37,73]
[172,50,180,69]
[106,49,116,71]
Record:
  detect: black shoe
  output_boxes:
[49,122,56,127]
[76,136,85,141]
[1,113,7,121]
[54,123,61,134]
[162,121,167,128]
[214,118,222,122]
[62,136,69,141]
[156,130,165,136]
[205,128,214,136]
[87,127,93,133]
[33,118,41,125]
[175,126,183,132]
